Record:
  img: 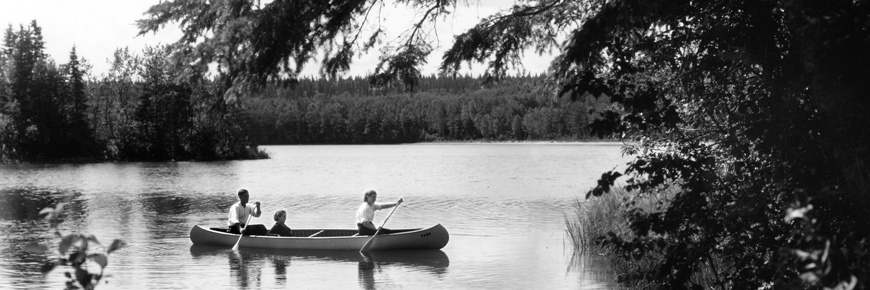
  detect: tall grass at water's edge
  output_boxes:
[566,187,723,289]
[565,187,658,289]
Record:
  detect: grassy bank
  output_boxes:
[567,186,727,289]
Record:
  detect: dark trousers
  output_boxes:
[229,223,268,235]
[357,223,395,235]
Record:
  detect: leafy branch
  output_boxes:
[24,203,126,290]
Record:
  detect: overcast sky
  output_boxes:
[0,0,552,78]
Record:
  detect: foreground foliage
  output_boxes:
[24,203,127,290]
[547,1,869,289]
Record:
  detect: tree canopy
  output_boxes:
[140,1,870,288]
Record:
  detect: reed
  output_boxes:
[566,186,690,289]
[565,188,631,251]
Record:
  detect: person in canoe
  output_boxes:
[267,209,293,236]
[228,188,265,235]
[356,189,403,235]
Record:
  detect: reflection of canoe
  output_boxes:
[189,245,450,272]
[189,224,449,251]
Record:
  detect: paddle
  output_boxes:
[360,202,401,252]
[231,214,254,251]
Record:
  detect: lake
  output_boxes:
[0,143,631,289]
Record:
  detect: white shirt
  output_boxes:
[356,202,384,224]
[228,202,257,226]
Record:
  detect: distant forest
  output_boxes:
[0,21,613,162]
[241,75,612,144]
[0,22,263,162]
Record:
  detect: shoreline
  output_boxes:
[257,138,630,146]
[420,139,626,145]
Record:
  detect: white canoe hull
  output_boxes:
[189,224,449,251]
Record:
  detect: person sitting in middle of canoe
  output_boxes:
[267,209,293,236]
[228,188,266,235]
[356,189,403,235]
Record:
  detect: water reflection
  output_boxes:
[272,254,290,287]
[358,252,376,290]
[227,250,263,288]
[569,250,619,289]
[0,188,88,289]
[0,188,85,221]
[190,245,449,289]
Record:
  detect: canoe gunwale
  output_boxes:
[190,223,449,250]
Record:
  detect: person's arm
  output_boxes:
[379,198,404,209]
[228,204,240,225]
[252,201,262,217]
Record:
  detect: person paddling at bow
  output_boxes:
[228,189,264,235]
[356,189,403,235]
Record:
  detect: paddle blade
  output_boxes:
[360,238,374,252]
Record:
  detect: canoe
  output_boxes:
[189,224,449,251]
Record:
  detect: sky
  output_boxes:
[0,0,553,78]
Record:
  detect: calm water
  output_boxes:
[0,143,630,289]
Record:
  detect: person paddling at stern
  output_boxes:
[228,189,264,235]
[356,189,403,235]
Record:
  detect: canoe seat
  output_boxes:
[309,230,324,237]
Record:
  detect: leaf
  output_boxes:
[785,206,811,222]
[75,267,92,288]
[793,249,815,260]
[38,207,54,216]
[799,272,819,284]
[41,260,58,274]
[107,239,127,254]
[89,253,108,268]
[59,234,80,255]
[69,250,87,266]
[54,203,67,213]
[24,243,49,253]
[86,235,101,247]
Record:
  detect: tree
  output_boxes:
[64,46,95,156]
[141,1,870,287]
[137,0,456,96]
[1,21,72,159]
[503,1,869,289]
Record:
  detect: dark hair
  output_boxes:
[363,189,377,201]
[273,210,286,221]
[238,189,248,197]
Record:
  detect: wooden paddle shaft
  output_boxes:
[232,214,254,250]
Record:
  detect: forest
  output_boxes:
[0,21,612,163]
[0,21,263,162]
[0,21,265,162]
[242,75,611,144]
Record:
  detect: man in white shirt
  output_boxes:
[228,189,262,234]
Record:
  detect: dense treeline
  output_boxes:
[0,21,93,161]
[242,75,612,144]
[0,21,611,163]
[0,21,265,162]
